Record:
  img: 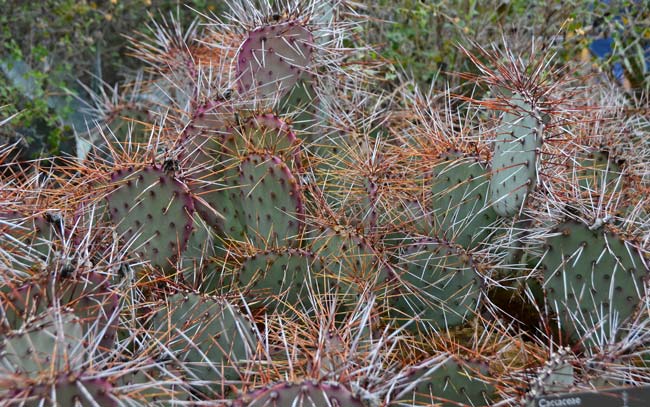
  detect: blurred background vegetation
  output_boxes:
[0,0,647,159]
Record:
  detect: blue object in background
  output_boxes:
[589,37,625,82]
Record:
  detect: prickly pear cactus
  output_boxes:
[431,150,498,248]
[398,356,495,407]
[0,271,118,348]
[234,113,300,157]
[523,347,575,403]
[387,237,482,331]
[489,95,543,217]
[308,226,387,299]
[236,20,314,105]
[4,374,116,407]
[238,153,304,247]
[0,211,64,274]
[105,165,195,272]
[542,219,648,347]
[1,309,85,376]
[151,292,258,395]
[575,149,625,198]
[236,248,324,307]
[231,380,364,407]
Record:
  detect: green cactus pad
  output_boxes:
[236,21,314,104]
[6,374,116,407]
[431,151,498,249]
[1,309,86,377]
[489,95,543,217]
[542,220,648,346]
[308,227,388,298]
[152,292,258,395]
[233,113,300,159]
[0,211,64,273]
[389,238,482,331]
[402,356,494,407]
[116,366,192,403]
[106,165,195,272]
[195,164,248,241]
[279,79,318,133]
[180,212,217,288]
[1,271,119,348]
[239,153,304,247]
[181,99,232,169]
[236,248,324,307]
[231,380,364,407]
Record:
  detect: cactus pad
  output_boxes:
[231,380,364,407]
[542,220,648,346]
[6,374,115,407]
[308,227,387,298]
[0,211,64,273]
[1,271,118,347]
[1,309,86,377]
[489,96,543,217]
[279,78,318,132]
[234,113,300,159]
[152,292,258,394]
[575,149,624,198]
[403,356,494,407]
[236,21,314,104]
[389,238,482,331]
[236,248,324,307]
[106,165,195,271]
[431,151,498,248]
[239,153,304,247]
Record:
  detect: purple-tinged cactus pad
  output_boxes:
[236,21,314,104]
[106,165,195,272]
[239,153,304,248]
[230,380,364,407]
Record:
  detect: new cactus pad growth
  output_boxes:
[489,95,543,217]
